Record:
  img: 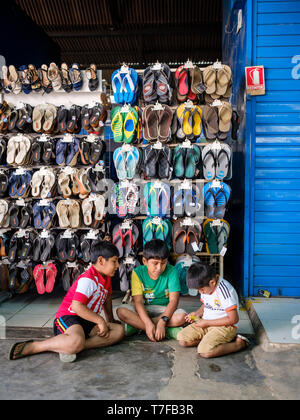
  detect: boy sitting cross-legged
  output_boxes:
[117,239,186,342]
[177,263,250,358]
[9,241,124,363]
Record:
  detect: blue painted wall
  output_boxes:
[245,0,300,297]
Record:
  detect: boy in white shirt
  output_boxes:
[177,263,249,358]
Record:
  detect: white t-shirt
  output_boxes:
[200,278,239,323]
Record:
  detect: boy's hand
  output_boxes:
[155,319,166,341]
[97,320,110,338]
[185,312,198,323]
[145,321,157,342]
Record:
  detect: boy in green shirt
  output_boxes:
[117,239,186,342]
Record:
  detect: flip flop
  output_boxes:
[202,105,219,140]
[202,144,216,180]
[203,219,219,254]
[173,146,186,178]
[111,70,124,104]
[8,340,34,360]
[123,108,138,143]
[215,65,232,97]
[45,263,57,293]
[112,226,124,258]
[111,108,124,142]
[216,143,231,180]
[218,102,232,133]
[123,223,139,257]
[191,66,205,94]
[186,222,202,255]
[143,145,159,179]
[126,147,140,179]
[185,145,200,179]
[113,147,127,180]
[82,198,93,226]
[203,65,216,95]
[33,264,45,294]
[175,65,189,98]
[142,217,155,246]
[172,219,187,254]
[215,182,231,219]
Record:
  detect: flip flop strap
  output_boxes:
[113,229,125,246]
[217,148,231,168]
[202,149,216,169]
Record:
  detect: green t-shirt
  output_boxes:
[131,264,181,306]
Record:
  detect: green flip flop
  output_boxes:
[8,340,34,360]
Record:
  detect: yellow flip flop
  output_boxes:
[192,105,202,137]
[111,109,123,142]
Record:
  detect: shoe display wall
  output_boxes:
[0,59,238,300]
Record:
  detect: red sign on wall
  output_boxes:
[245,65,265,96]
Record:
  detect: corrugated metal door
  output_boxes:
[250,0,300,296]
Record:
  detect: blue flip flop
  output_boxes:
[142,217,156,246]
[126,147,140,179]
[203,182,231,219]
[122,69,138,104]
[113,147,127,180]
[56,138,67,165]
[111,70,124,104]
[33,203,42,229]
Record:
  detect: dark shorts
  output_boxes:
[53,315,96,339]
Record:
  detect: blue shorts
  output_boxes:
[53,315,96,339]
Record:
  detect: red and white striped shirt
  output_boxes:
[56,266,112,318]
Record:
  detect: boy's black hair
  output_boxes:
[91,240,119,264]
[186,263,217,289]
[143,239,169,261]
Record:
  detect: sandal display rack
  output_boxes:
[0,59,235,302]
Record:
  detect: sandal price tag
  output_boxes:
[191,242,200,252]
[220,246,227,256]
[41,230,50,238]
[211,219,222,227]
[212,180,221,188]
[121,221,132,230]
[16,199,25,206]
[153,141,163,150]
[124,257,135,265]
[181,218,194,227]
[152,217,162,225]
[182,140,192,148]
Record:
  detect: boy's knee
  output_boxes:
[198,352,213,359]
[116,307,127,321]
[178,340,190,347]
[67,336,85,354]
[110,323,125,343]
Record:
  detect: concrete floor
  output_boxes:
[1,334,300,400]
[1,291,300,400]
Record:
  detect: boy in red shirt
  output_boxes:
[9,241,124,363]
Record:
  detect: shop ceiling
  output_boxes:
[14,0,222,72]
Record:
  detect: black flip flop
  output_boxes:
[8,340,34,360]
[9,204,19,228]
[89,141,103,165]
[81,238,91,263]
[62,267,71,291]
[32,140,42,163]
[57,106,68,133]
[42,141,53,163]
[0,172,8,197]
[32,236,42,262]
[19,204,32,229]
[56,235,68,263]
[8,109,19,131]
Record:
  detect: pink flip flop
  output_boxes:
[33,264,45,294]
[45,263,57,293]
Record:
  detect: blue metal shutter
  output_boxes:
[253,0,300,296]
